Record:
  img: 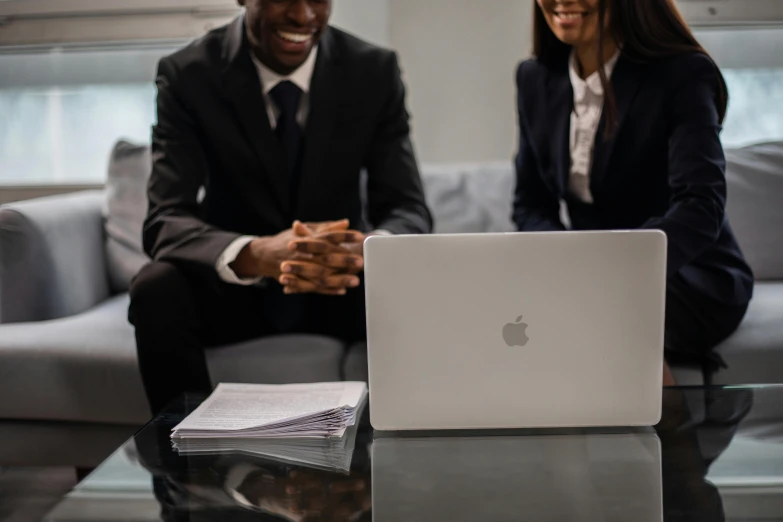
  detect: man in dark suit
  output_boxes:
[129,0,433,414]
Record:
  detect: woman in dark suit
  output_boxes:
[513,0,754,384]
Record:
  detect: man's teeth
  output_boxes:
[556,12,585,21]
[277,31,312,44]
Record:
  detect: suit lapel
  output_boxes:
[220,17,290,216]
[540,62,573,196]
[296,28,341,214]
[590,56,644,189]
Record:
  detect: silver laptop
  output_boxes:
[372,431,663,522]
[364,231,667,430]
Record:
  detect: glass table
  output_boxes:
[44,386,783,521]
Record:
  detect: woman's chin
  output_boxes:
[553,31,594,49]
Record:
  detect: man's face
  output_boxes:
[240,0,332,75]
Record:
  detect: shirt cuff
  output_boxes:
[224,463,258,508]
[216,236,264,286]
[371,229,393,236]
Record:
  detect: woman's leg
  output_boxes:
[663,276,749,384]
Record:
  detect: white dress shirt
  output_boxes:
[215,49,318,285]
[567,50,620,204]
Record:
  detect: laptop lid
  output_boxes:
[364,231,666,430]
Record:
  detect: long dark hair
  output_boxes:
[533,0,728,133]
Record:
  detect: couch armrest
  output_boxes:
[0,191,110,324]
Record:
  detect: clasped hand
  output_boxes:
[279,220,366,296]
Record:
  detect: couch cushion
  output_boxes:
[343,342,369,383]
[0,191,110,323]
[100,140,782,278]
[102,151,520,274]
[714,282,783,385]
[421,162,515,233]
[0,294,150,425]
[0,292,348,425]
[725,142,783,281]
[104,141,152,293]
[207,335,345,385]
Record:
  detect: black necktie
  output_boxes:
[269,81,304,204]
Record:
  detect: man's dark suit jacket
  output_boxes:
[144,16,432,275]
[513,52,754,306]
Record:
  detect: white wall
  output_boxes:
[331,0,535,163]
[695,27,783,69]
[330,0,390,47]
[390,0,534,163]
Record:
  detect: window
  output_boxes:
[0,83,157,184]
[0,45,174,185]
[695,26,783,148]
[722,68,783,148]
[0,0,384,185]
[0,0,237,185]
[0,0,238,20]
[1,0,782,184]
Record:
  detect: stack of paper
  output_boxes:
[172,420,362,473]
[171,382,368,440]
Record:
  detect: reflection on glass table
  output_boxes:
[373,431,663,522]
[43,386,783,522]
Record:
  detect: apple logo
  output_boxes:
[503,315,530,347]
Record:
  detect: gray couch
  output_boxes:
[1,141,782,467]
